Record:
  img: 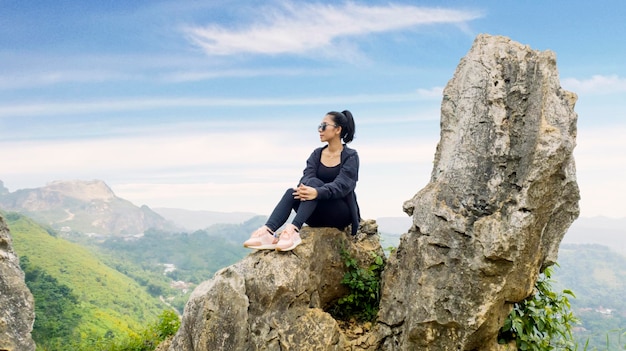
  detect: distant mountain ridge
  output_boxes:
[153,207,257,231]
[563,216,626,255]
[2,180,623,254]
[0,179,177,236]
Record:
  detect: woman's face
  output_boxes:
[318,114,341,142]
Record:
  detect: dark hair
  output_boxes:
[327,110,356,143]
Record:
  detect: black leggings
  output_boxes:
[265,178,351,232]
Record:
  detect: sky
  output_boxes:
[1,0,625,220]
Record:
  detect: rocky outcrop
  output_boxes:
[161,222,383,351]
[377,34,579,350]
[0,215,36,351]
[161,34,579,350]
[0,180,177,236]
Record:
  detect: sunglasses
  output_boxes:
[318,122,338,131]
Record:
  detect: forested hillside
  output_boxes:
[4,212,169,349]
[553,244,626,350]
[88,216,264,311]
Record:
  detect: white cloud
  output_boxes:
[574,124,626,218]
[416,86,444,99]
[162,67,328,83]
[0,70,134,90]
[183,2,482,56]
[562,75,626,95]
[0,131,306,176]
[0,92,437,118]
[111,181,294,214]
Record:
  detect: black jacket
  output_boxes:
[299,145,361,235]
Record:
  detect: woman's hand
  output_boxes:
[292,183,318,201]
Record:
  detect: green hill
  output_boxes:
[553,244,626,350]
[89,216,266,312]
[4,212,168,347]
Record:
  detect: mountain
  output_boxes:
[562,216,626,256]
[0,180,9,196]
[0,179,177,236]
[153,207,256,231]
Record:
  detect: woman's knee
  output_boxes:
[279,188,296,203]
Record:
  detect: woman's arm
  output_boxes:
[299,148,322,185]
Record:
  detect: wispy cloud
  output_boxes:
[162,67,331,83]
[416,87,444,99]
[0,91,441,118]
[562,75,626,95]
[0,131,306,176]
[0,70,134,90]
[183,2,482,57]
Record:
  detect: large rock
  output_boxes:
[162,222,384,351]
[160,34,579,351]
[0,215,36,351]
[376,34,579,350]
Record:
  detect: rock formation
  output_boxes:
[160,222,384,351]
[0,215,36,351]
[377,34,579,350]
[0,179,177,236]
[160,34,579,350]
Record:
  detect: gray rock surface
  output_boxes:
[160,34,579,351]
[162,223,383,351]
[377,34,579,350]
[0,215,36,351]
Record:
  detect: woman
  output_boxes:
[244,110,361,252]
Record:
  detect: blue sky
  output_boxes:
[1,0,625,219]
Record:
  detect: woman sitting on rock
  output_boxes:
[244,110,361,252]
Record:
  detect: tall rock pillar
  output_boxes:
[377,34,580,350]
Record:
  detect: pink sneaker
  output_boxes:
[243,226,278,250]
[276,224,301,251]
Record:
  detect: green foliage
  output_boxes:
[5,212,166,346]
[96,222,256,285]
[330,247,384,322]
[154,309,181,339]
[20,256,82,347]
[41,309,181,351]
[84,309,181,351]
[499,266,579,350]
